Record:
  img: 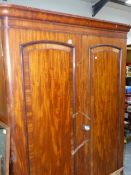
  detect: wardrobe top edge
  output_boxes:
[0,3,130,32]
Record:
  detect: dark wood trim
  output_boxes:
[72,47,77,175]
[20,49,30,175]
[89,44,121,50]
[0,3,130,32]
[118,48,122,168]
[20,40,75,49]
[88,46,94,175]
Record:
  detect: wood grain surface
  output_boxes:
[0,28,7,124]
[82,35,126,175]
[22,42,75,175]
[3,25,89,174]
[0,4,130,32]
[0,4,129,175]
[91,46,120,175]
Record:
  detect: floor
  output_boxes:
[124,142,131,175]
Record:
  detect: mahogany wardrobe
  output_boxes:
[0,4,130,175]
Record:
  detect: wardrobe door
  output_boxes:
[83,36,125,175]
[21,41,76,175]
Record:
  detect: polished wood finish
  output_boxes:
[0,4,130,175]
[0,49,5,116]
[22,42,75,175]
[0,4,130,32]
[91,46,121,174]
[82,36,127,175]
[0,29,7,124]
[4,28,85,175]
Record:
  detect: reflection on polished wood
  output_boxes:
[0,3,130,175]
[22,42,75,175]
[90,46,121,174]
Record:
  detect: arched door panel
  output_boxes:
[21,41,76,175]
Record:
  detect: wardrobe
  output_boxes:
[0,4,130,175]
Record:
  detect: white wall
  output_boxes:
[0,0,92,16]
[0,0,131,44]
